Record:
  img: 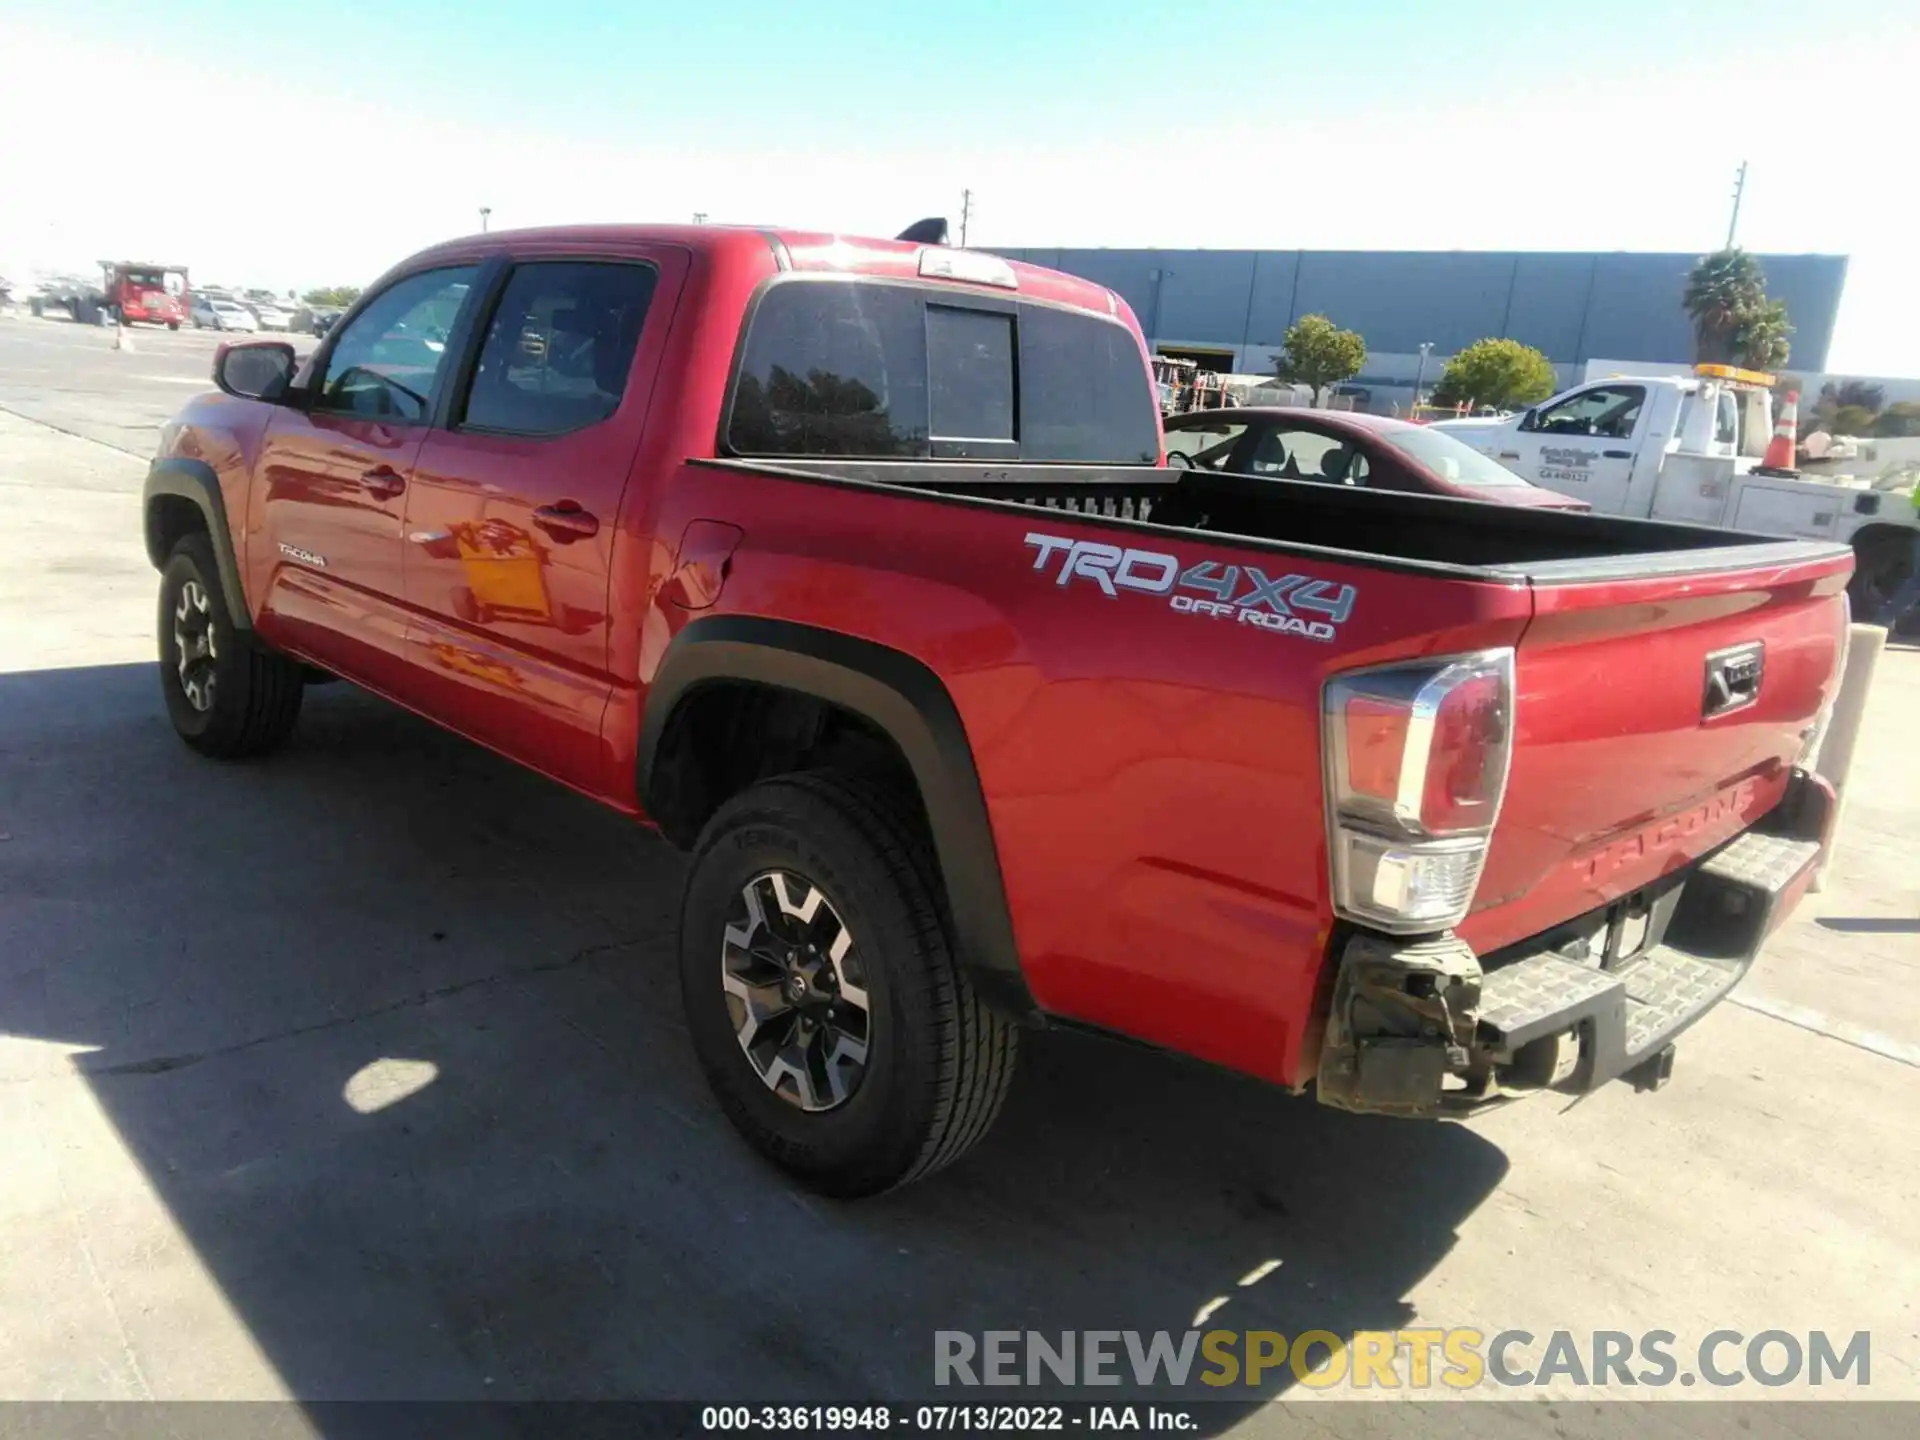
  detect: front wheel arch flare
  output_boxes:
[143,458,251,630]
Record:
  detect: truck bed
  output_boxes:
[707,457,1851,582]
[698,450,1849,1069]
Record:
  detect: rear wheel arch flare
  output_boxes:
[638,616,1034,1018]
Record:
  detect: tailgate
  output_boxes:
[1457,542,1850,956]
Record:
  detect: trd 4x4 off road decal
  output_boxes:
[1024,532,1356,642]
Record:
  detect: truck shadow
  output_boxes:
[0,663,1509,1428]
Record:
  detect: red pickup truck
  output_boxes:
[144,223,1850,1196]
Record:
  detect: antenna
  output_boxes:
[896,218,949,245]
[960,189,973,247]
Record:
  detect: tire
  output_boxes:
[167,321,180,332]
[158,532,304,758]
[679,773,1018,1197]
[1847,532,1912,622]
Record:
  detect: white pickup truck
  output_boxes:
[1432,364,1918,614]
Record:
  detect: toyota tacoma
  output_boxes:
[143,221,1849,1195]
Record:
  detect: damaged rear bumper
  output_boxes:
[1316,769,1833,1118]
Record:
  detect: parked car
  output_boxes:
[1165,407,1591,510]
[291,305,344,336]
[245,300,292,332]
[190,297,258,332]
[142,222,1846,1197]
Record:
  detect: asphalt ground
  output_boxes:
[0,307,315,460]
[0,309,1916,1433]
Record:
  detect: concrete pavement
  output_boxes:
[0,310,313,459]
[0,399,1915,1428]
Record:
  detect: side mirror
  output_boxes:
[214,340,297,401]
[1516,408,1537,431]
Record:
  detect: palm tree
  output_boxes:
[1683,249,1767,365]
[1734,298,1791,371]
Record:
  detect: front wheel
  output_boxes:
[679,774,1018,1196]
[158,533,305,757]
[167,320,179,331]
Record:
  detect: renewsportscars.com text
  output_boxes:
[934,1329,1871,1391]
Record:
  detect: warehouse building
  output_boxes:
[989,247,1848,411]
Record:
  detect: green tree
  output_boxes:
[1872,401,1920,438]
[302,285,362,308]
[1827,405,1879,436]
[1429,337,1558,412]
[1734,297,1792,371]
[1271,314,1366,404]
[1683,249,1791,369]
[1805,379,1888,437]
[1831,379,1887,412]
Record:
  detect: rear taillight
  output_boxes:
[1323,649,1515,932]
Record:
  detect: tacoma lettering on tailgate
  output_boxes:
[1583,780,1756,882]
[1024,532,1357,643]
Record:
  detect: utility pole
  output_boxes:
[1412,342,1434,414]
[1725,161,1747,249]
[959,189,973,247]
[479,206,491,234]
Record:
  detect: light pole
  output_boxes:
[1412,342,1433,413]
[479,207,491,233]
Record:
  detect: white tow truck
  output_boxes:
[1431,363,1919,614]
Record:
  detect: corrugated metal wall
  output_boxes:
[990,247,1848,371]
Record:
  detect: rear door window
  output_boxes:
[727,280,1158,464]
[460,260,658,436]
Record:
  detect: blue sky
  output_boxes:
[3,1,1917,372]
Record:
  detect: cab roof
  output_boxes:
[406,223,1130,321]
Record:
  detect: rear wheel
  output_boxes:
[167,320,180,332]
[679,774,1018,1196]
[158,533,304,757]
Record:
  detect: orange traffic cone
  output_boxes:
[1761,390,1798,469]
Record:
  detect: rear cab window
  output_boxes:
[725,279,1160,464]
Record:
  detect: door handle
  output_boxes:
[1603,449,1632,459]
[1497,450,1521,460]
[533,502,600,542]
[360,466,406,499]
